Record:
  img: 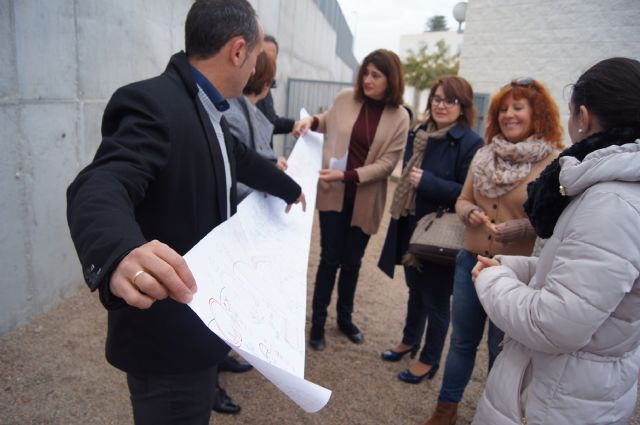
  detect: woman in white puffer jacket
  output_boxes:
[471,57,640,425]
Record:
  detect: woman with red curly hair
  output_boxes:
[422,78,564,425]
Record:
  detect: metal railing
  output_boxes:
[284,77,353,154]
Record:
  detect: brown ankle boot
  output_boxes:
[423,401,458,425]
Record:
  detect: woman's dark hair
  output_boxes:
[354,49,404,107]
[425,76,476,128]
[570,57,640,130]
[185,0,258,59]
[243,52,275,96]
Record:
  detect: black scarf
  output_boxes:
[524,127,640,238]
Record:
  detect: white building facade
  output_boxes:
[459,0,640,143]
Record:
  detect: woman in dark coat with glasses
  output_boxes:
[378,76,482,384]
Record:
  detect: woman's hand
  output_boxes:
[492,218,533,244]
[409,167,423,188]
[292,116,314,138]
[276,156,288,171]
[318,168,344,182]
[472,255,501,282]
[468,209,491,228]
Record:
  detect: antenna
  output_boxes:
[453,2,467,33]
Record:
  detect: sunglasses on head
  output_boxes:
[511,77,535,88]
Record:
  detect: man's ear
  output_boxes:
[228,36,247,67]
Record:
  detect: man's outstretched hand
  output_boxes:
[285,192,307,213]
[109,240,197,309]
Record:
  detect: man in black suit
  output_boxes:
[66,1,304,424]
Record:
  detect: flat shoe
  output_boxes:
[345,331,364,344]
[219,355,253,373]
[213,387,241,414]
[338,323,364,344]
[310,337,326,351]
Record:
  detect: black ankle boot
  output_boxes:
[309,326,326,351]
[338,322,364,344]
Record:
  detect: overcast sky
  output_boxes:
[335,0,466,61]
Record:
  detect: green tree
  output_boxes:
[403,40,459,113]
[425,15,449,32]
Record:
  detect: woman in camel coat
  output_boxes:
[296,49,409,351]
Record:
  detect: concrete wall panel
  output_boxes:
[0,106,30,334]
[76,0,175,100]
[169,1,190,53]
[254,0,281,36]
[0,0,17,99]
[21,103,83,309]
[14,0,77,100]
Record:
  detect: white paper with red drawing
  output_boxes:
[185,109,330,413]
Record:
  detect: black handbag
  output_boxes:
[407,208,464,267]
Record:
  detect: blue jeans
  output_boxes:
[401,265,452,367]
[439,249,504,403]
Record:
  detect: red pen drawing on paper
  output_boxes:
[208,288,242,347]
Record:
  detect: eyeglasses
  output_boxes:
[511,77,535,88]
[431,95,460,107]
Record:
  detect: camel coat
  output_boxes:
[315,88,409,235]
[455,147,558,257]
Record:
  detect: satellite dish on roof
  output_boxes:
[453,2,467,33]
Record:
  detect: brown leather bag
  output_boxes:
[407,208,464,267]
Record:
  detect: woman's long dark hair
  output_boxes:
[354,49,405,107]
[525,57,640,238]
[570,57,640,131]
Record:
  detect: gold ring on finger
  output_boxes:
[132,270,145,286]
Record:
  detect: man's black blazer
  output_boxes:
[67,51,301,374]
[256,90,295,135]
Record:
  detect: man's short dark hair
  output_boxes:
[185,0,258,59]
[264,34,279,54]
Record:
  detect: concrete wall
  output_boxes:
[0,0,189,335]
[0,0,356,335]
[459,0,640,143]
[253,0,356,154]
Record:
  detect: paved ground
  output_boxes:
[2,183,639,424]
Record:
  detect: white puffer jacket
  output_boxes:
[473,141,640,425]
